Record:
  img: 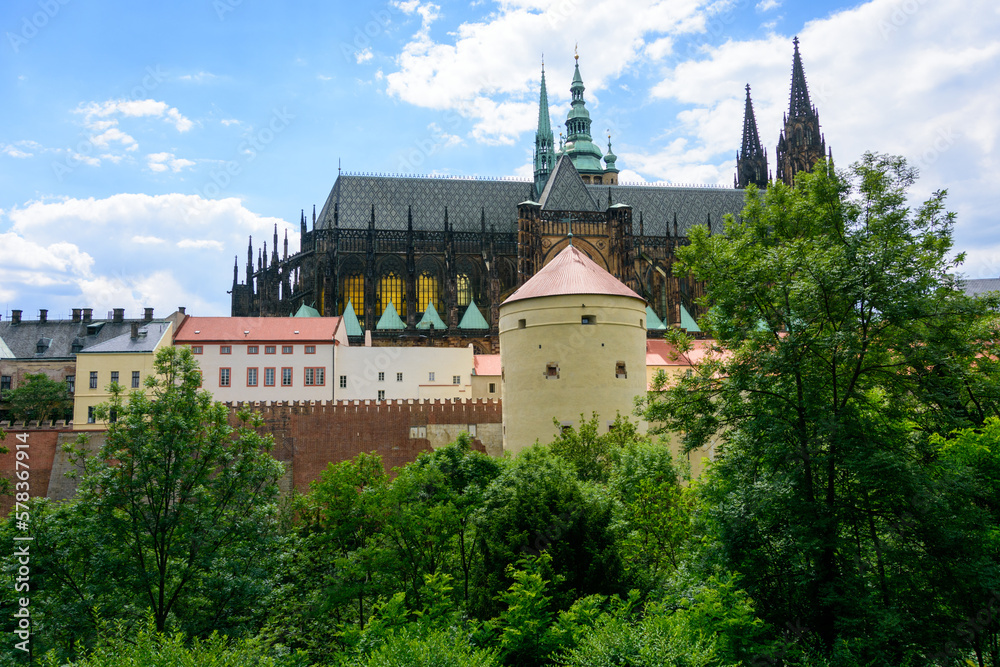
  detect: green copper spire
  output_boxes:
[645,305,666,330]
[533,60,556,197]
[416,301,447,329]
[604,134,618,172]
[563,52,606,177]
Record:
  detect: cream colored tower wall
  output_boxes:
[499,293,647,455]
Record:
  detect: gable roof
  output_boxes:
[539,155,600,212]
[312,172,745,236]
[502,244,644,305]
[0,318,155,360]
[962,278,1000,297]
[174,317,342,342]
[80,322,172,354]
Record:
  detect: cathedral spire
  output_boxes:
[562,52,607,183]
[736,84,768,190]
[776,37,828,186]
[533,60,556,197]
[788,36,812,119]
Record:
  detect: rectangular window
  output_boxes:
[192,345,203,354]
[109,409,117,423]
[305,345,316,354]
[265,345,276,354]
[0,375,11,392]
[428,372,435,382]
[545,363,559,379]
[396,372,403,382]
[581,315,596,325]
[110,371,119,385]
[87,406,95,424]
[66,375,76,394]
[378,372,385,382]
[220,368,231,387]
[282,345,293,354]
[616,361,627,379]
[220,345,231,354]
[305,368,314,385]
[247,345,259,354]
[489,382,496,394]
[247,367,258,386]
[281,367,292,386]
[264,368,275,386]
[453,375,461,385]
[89,371,98,389]
[377,390,385,401]
[132,371,140,388]
[339,375,347,388]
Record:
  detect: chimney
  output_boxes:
[143,307,154,322]
[11,309,22,325]
[112,308,125,323]
[178,306,186,314]
[72,308,82,322]
[39,309,47,323]
[82,308,93,323]
[131,322,139,339]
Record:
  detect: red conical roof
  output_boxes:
[502,244,644,305]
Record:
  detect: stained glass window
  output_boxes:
[456,274,471,307]
[378,272,405,317]
[342,273,364,316]
[417,272,439,314]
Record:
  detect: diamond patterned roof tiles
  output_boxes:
[503,244,644,305]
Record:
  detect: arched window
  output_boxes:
[341,274,364,316]
[417,272,439,314]
[378,272,405,317]
[456,274,471,307]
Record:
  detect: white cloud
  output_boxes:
[1,144,32,158]
[355,48,374,64]
[147,152,195,173]
[383,0,716,145]
[3,194,296,316]
[178,71,219,83]
[756,0,780,11]
[91,127,138,151]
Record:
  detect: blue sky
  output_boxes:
[1,0,998,318]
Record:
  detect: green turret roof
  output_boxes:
[458,300,489,329]
[646,305,666,330]
[343,300,363,336]
[680,304,701,332]
[416,301,447,329]
[375,301,405,330]
[293,303,321,318]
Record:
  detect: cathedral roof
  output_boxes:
[502,243,644,305]
[539,155,600,212]
[314,173,744,237]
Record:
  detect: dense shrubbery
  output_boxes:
[3,154,1000,665]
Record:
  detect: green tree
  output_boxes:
[642,154,1000,661]
[70,346,285,635]
[1,373,71,423]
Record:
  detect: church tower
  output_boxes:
[776,37,829,186]
[533,62,557,197]
[560,53,609,184]
[735,84,768,189]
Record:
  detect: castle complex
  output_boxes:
[230,39,830,352]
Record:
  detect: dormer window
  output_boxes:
[35,338,51,354]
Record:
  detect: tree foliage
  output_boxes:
[1,373,71,424]
[642,153,1000,662]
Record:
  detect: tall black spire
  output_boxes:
[735,84,768,190]
[776,37,828,186]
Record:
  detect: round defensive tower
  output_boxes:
[499,243,647,455]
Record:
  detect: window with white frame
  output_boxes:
[247,368,258,386]
[281,367,293,386]
[264,368,275,386]
[220,368,231,387]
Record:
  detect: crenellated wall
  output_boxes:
[1,398,503,514]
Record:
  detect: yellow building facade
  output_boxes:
[499,244,647,455]
[73,322,173,430]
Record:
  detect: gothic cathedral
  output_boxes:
[230,39,831,352]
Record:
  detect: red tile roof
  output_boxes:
[502,244,644,305]
[474,354,501,376]
[174,317,342,342]
[645,338,716,366]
